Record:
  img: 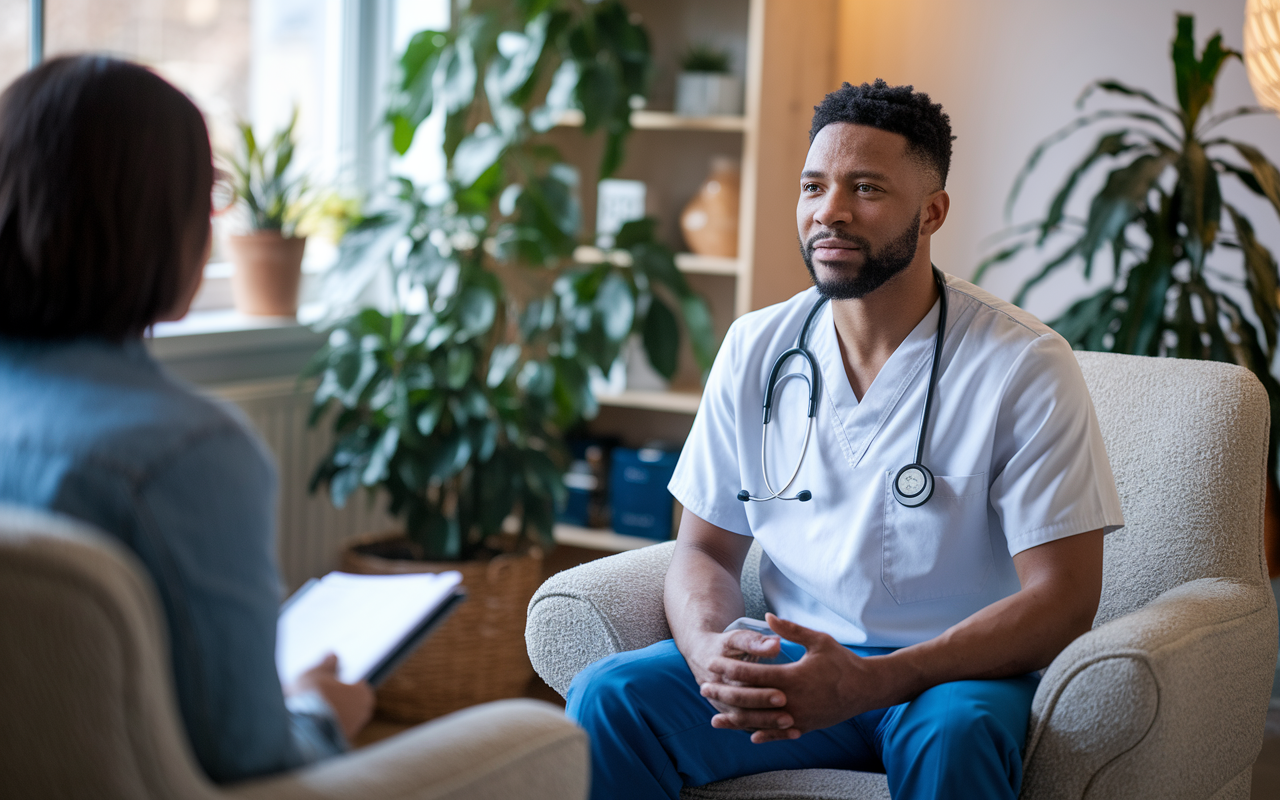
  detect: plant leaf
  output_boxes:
[642,297,679,378]
[1225,202,1280,352]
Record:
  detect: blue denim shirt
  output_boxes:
[0,337,345,782]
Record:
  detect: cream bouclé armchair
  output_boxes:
[0,505,588,800]
[526,351,1279,799]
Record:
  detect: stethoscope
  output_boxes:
[736,267,948,508]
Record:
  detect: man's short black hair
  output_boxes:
[809,79,953,189]
[0,55,212,340]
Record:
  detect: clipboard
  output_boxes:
[277,572,466,687]
[365,589,466,686]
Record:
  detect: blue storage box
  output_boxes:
[609,447,680,539]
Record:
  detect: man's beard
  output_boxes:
[799,211,921,300]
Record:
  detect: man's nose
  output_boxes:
[813,188,853,227]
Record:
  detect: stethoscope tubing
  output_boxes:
[740,267,948,506]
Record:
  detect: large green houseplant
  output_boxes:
[302,0,716,719]
[978,14,1280,485]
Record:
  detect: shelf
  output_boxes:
[556,109,747,132]
[553,523,667,552]
[573,246,741,277]
[596,389,701,414]
[674,253,740,275]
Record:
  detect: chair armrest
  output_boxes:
[1021,577,1278,799]
[228,699,586,800]
[525,542,678,697]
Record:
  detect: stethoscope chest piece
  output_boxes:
[893,463,934,507]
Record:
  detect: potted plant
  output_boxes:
[977,14,1280,572]
[304,0,716,722]
[223,111,309,317]
[675,43,741,117]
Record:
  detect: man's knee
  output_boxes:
[893,678,1034,756]
[566,640,693,725]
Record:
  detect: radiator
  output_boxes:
[211,379,397,592]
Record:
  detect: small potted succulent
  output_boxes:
[223,111,309,317]
[674,43,741,117]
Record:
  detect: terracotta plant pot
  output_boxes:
[340,532,545,723]
[227,231,306,317]
[680,157,740,258]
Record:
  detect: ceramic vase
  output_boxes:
[680,157,740,258]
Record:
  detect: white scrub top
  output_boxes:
[668,273,1124,647]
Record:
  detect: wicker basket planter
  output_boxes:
[340,532,544,723]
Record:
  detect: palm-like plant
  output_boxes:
[978,14,1280,479]
[224,110,307,235]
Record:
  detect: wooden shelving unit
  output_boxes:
[556,109,748,132]
[546,0,840,553]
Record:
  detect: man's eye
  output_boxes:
[803,183,820,192]
[856,183,876,193]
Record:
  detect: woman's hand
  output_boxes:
[286,653,376,741]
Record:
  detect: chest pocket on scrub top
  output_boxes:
[881,472,993,605]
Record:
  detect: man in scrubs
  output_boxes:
[565,80,1125,800]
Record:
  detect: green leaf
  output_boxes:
[1225,203,1280,352]
[417,397,445,435]
[972,240,1029,285]
[1077,79,1179,117]
[518,360,556,397]
[487,343,522,387]
[680,293,717,372]
[1038,131,1136,244]
[642,297,680,378]
[452,123,509,188]
[362,426,401,485]
[1012,242,1080,307]
[1078,151,1175,272]
[1216,140,1280,219]
[447,348,475,389]
[455,286,497,339]
[1177,138,1222,269]
[595,272,635,341]
[1005,109,1179,219]
[1049,288,1121,351]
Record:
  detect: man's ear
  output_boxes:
[920,190,950,237]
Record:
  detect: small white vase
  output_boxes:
[675,72,743,117]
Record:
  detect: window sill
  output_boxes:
[148,306,327,387]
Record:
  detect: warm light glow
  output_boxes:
[1246,0,1280,112]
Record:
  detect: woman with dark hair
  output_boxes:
[0,56,372,782]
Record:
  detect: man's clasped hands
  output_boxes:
[692,613,909,745]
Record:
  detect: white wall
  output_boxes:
[836,0,1280,322]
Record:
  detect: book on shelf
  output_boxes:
[277,570,465,687]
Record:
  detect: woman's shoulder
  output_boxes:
[0,338,263,482]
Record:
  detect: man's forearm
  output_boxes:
[665,539,748,651]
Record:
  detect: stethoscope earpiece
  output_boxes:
[738,267,949,510]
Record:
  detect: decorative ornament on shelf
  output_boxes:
[675,43,742,117]
[680,156,740,258]
[1245,0,1280,111]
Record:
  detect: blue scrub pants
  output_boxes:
[565,639,1039,800]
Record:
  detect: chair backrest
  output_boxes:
[0,505,218,800]
[1073,352,1271,625]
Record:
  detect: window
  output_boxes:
[6,0,450,315]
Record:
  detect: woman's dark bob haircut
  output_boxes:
[0,55,212,340]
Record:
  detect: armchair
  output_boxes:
[526,351,1278,799]
[0,504,588,800]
